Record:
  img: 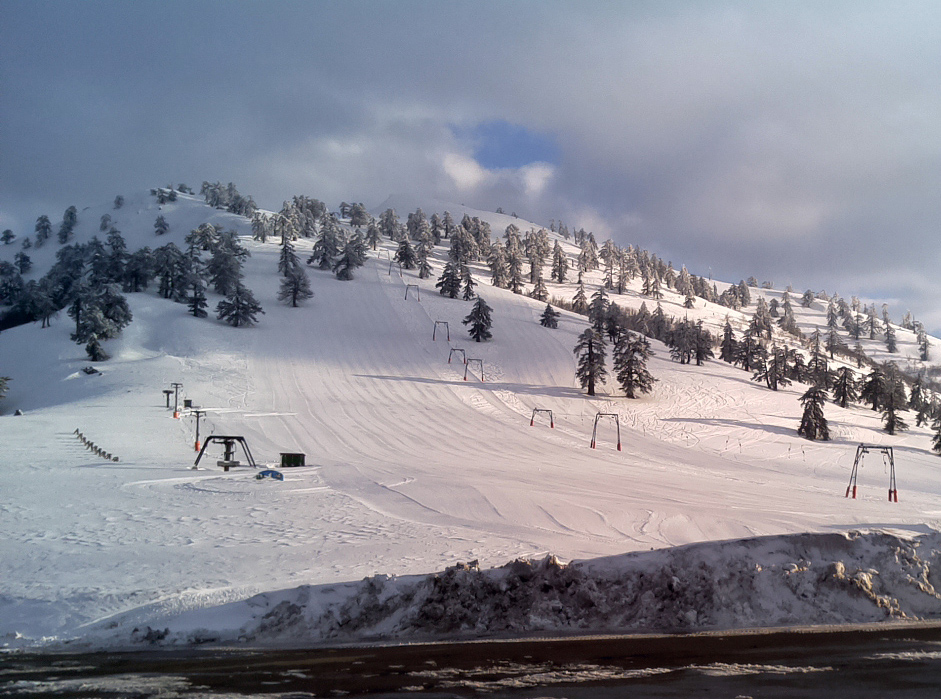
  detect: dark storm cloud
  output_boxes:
[1,0,939,329]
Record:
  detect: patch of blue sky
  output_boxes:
[453,120,560,169]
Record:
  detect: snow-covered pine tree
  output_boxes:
[416,237,434,280]
[574,327,607,396]
[831,366,858,408]
[588,286,609,333]
[309,217,343,270]
[154,243,189,301]
[436,260,462,298]
[572,274,589,315]
[14,252,31,275]
[488,239,508,288]
[463,296,493,342]
[105,228,128,284]
[365,222,382,250]
[278,267,314,306]
[798,385,830,441]
[551,241,568,283]
[333,234,367,280]
[58,206,78,244]
[505,237,525,294]
[154,215,169,236]
[800,289,815,308]
[540,303,559,329]
[394,238,418,270]
[216,283,264,327]
[34,215,52,247]
[917,327,930,361]
[827,300,840,328]
[614,331,656,398]
[186,223,218,251]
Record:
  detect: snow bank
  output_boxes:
[86,529,941,649]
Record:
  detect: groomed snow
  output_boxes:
[1,193,939,649]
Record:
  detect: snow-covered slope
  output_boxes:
[1,192,939,649]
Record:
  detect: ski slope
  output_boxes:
[0,193,939,648]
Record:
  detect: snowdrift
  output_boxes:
[93,530,941,648]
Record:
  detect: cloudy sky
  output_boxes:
[2,0,939,331]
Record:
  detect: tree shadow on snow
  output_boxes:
[353,374,584,399]
[660,416,798,439]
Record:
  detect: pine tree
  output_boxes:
[588,286,609,332]
[333,235,367,280]
[58,206,78,244]
[2,229,16,245]
[278,239,301,277]
[540,303,559,329]
[917,327,930,361]
[463,296,493,342]
[436,261,462,298]
[574,328,607,396]
[572,275,588,314]
[278,267,314,306]
[860,366,887,411]
[506,239,525,294]
[826,300,840,328]
[394,239,418,269]
[0,375,10,406]
[754,345,791,391]
[720,320,737,363]
[885,324,898,353]
[154,215,169,236]
[798,385,830,441]
[365,222,382,250]
[85,336,109,361]
[35,215,52,247]
[530,273,549,303]
[310,218,342,270]
[831,367,858,408]
[461,265,477,301]
[881,377,909,435]
[932,414,941,456]
[488,240,508,288]
[551,241,568,283]
[667,319,695,364]
[187,279,209,318]
[216,283,264,327]
[614,331,656,398]
[123,248,155,293]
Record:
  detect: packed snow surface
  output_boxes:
[1,193,939,649]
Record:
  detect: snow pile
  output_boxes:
[103,529,941,648]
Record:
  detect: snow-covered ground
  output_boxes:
[1,192,939,650]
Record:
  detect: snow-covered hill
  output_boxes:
[1,191,939,649]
